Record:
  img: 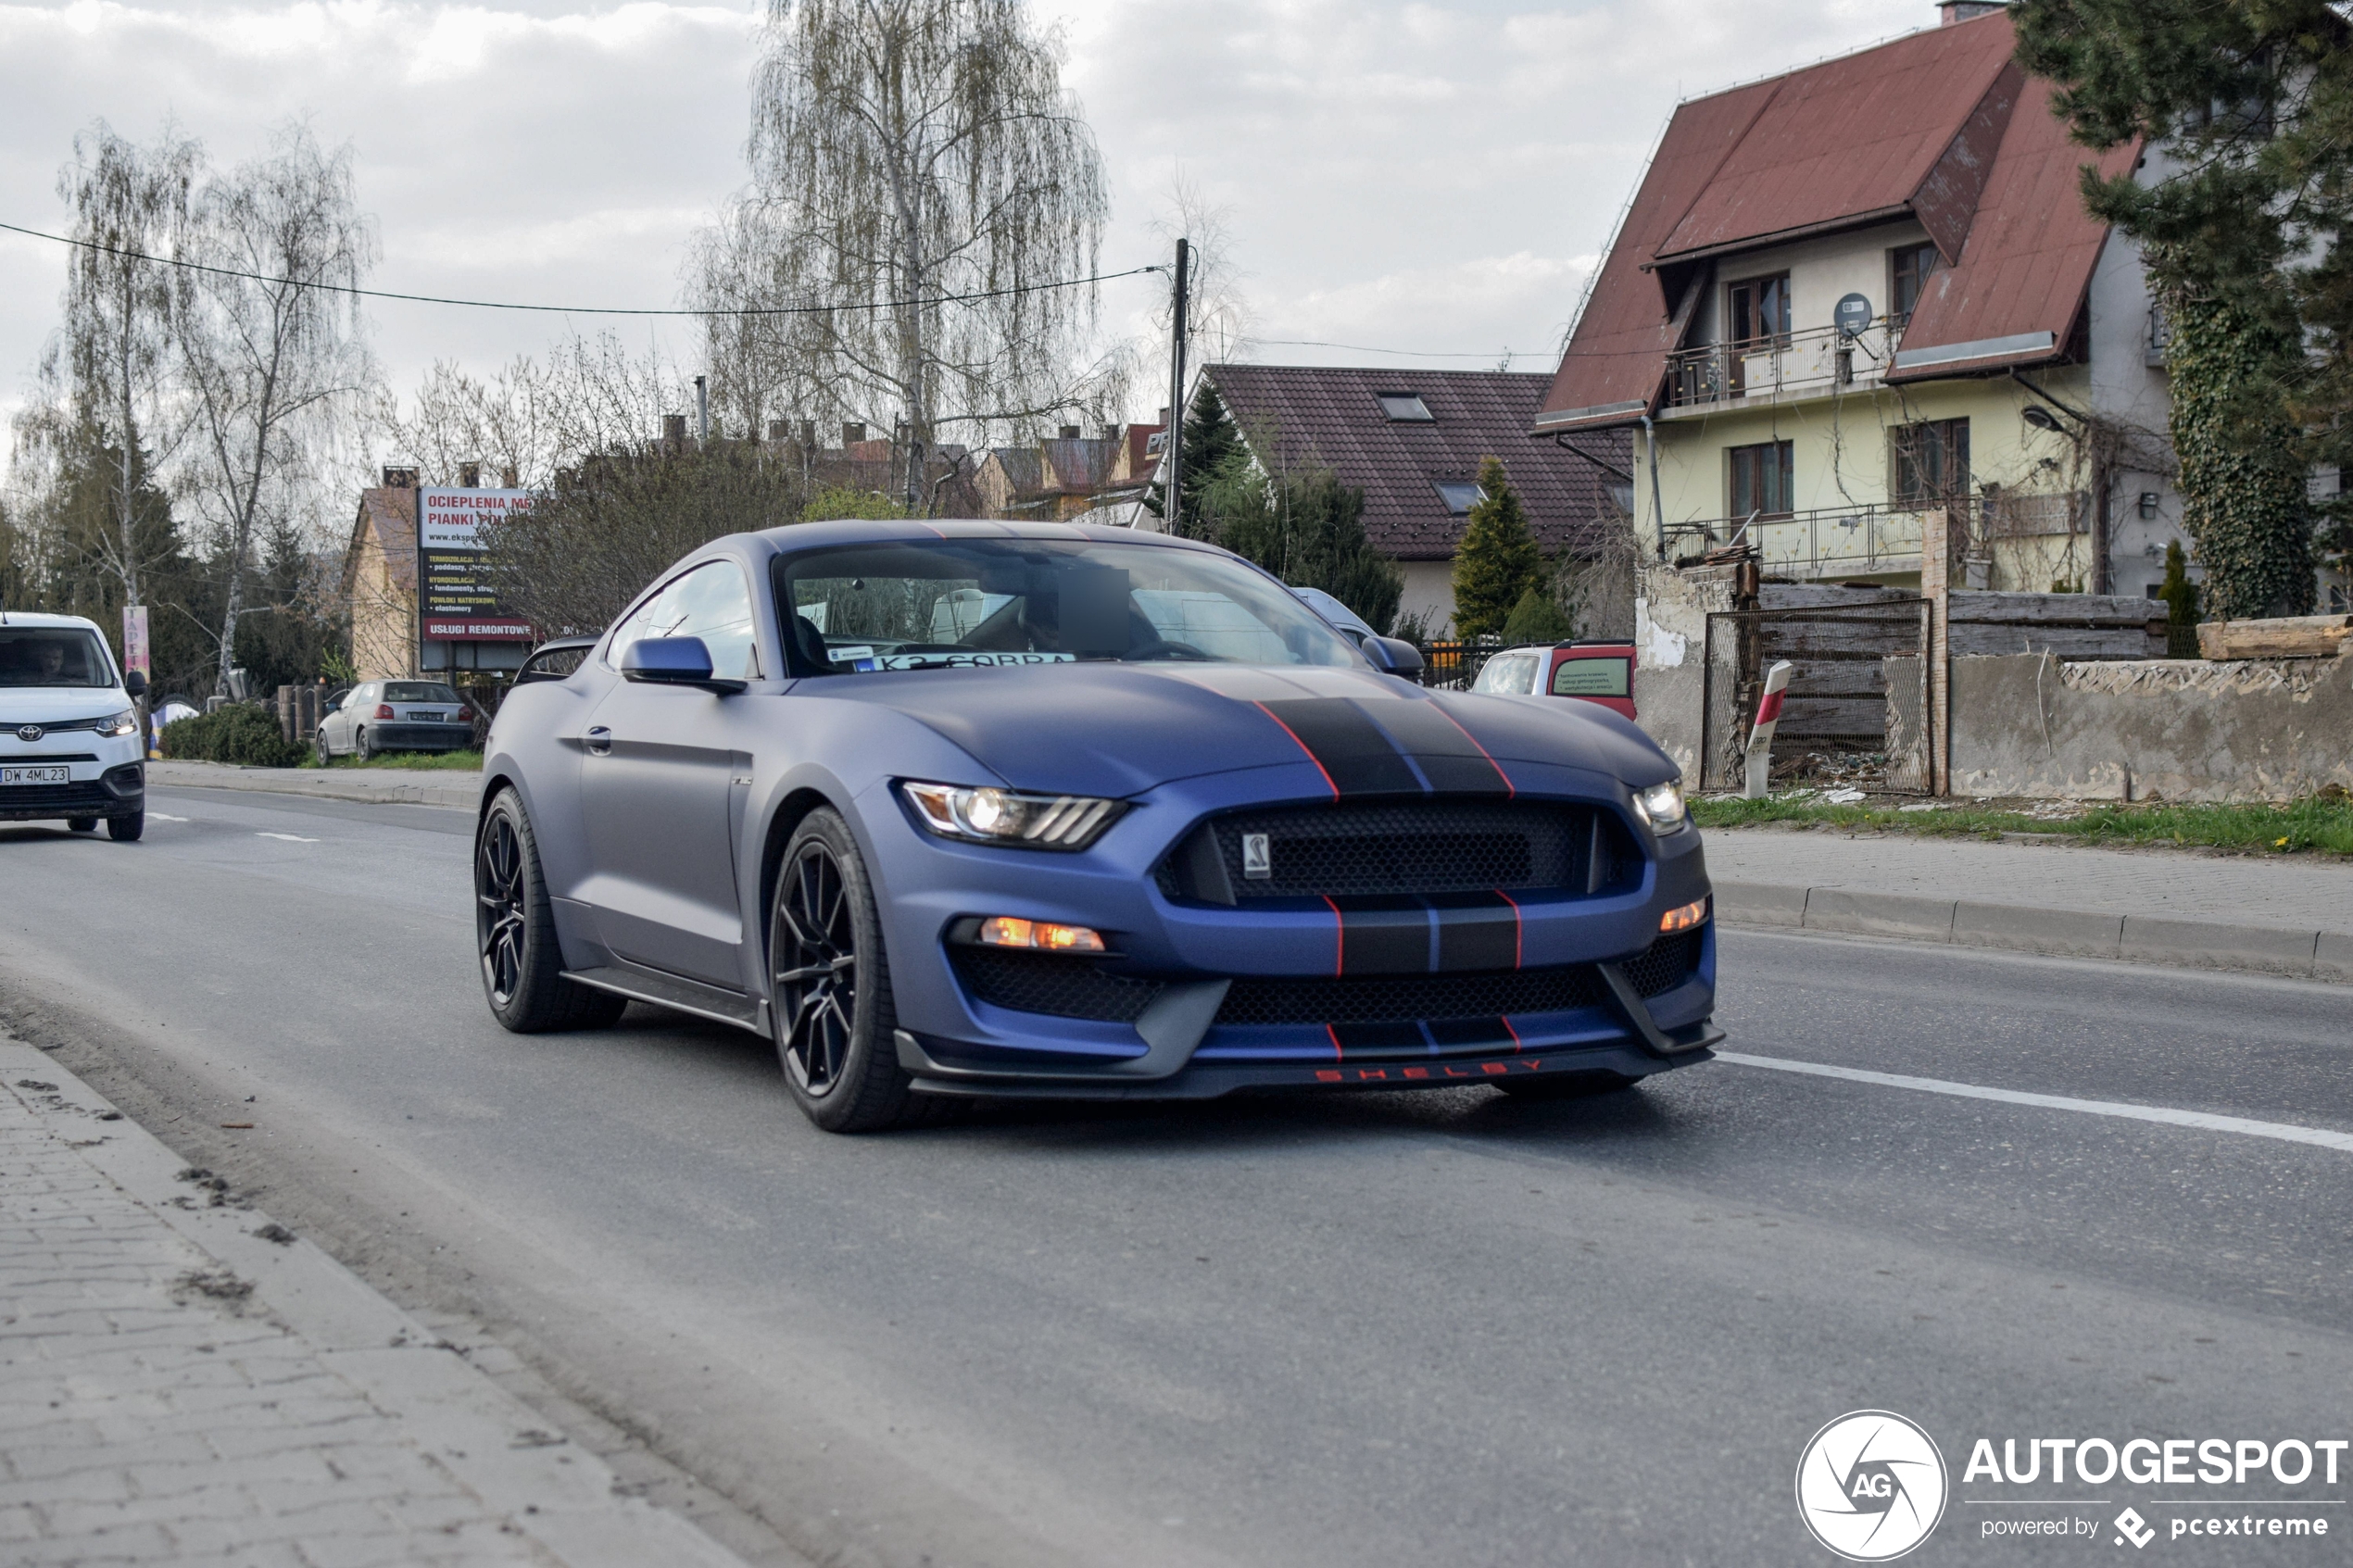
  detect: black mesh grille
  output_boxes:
[1160,800,1604,901]
[1214,964,1606,1027]
[1621,931,1703,997]
[952,947,1164,1024]
[0,780,112,813]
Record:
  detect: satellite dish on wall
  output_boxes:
[1834,294,1874,338]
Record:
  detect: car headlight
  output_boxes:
[900,782,1124,851]
[93,709,139,738]
[1632,780,1687,833]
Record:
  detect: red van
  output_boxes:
[1466,641,1638,720]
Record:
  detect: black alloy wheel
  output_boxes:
[769,808,942,1133]
[774,836,858,1095]
[479,809,529,1010]
[473,788,625,1033]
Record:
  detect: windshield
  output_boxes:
[0,627,113,689]
[384,683,461,704]
[774,540,1359,673]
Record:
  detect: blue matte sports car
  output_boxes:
[475,521,1720,1131]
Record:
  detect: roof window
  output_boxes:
[1377,392,1435,422]
[1434,481,1485,515]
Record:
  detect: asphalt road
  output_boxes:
[2,784,2349,1568]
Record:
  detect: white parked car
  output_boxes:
[0,611,147,840]
[315,680,475,762]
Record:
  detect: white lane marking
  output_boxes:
[254,832,320,844]
[148,813,189,822]
[1714,1050,2353,1154]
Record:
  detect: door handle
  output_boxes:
[585,725,612,757]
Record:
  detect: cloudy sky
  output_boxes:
[0,0,1911,445]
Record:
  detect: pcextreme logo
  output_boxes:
[1797,1410,1951,1562]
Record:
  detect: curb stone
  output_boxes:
[1717,880,2347,984]
[146,760,481,810]
[0,1036,750,1568]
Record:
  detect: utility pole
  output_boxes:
[694,375,709,445]
[1164,238,1191,533]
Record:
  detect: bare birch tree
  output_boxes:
[174,124,375,691]
[692,0,1112,503]
[47,123,199,621]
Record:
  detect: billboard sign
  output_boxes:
[418,487,534,641]
[121,603,150,678]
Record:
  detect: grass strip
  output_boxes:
[1692,792,2353,858]
[300,750,484,772]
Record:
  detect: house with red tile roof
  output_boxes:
[1534,2,2183,599]
[1173,364,1632,633]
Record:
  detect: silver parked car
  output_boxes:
[315,680,474,762]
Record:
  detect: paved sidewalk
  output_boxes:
[147,761,481,810]
[1708,826,2352,982]
[0,1037,747,1568]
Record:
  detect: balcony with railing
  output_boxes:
[1664,491,2086,581]
[1664,319,1905,412]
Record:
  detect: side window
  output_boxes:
[608,561,761,678]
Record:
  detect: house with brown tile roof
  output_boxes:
[1177,364,1631,633]
[1535,3,2187,600]
[345,475,419,681]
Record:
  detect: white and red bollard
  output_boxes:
[1744,659,1793,799]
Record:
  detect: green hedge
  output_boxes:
[158,703,307,768]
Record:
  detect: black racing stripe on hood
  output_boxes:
[1365,698,1514,797]
[1255,698,1421,797]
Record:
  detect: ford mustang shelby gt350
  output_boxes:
[475,521,1719,1131]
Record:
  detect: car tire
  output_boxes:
[107,809,144,843]
[475,787,626,1033]
[769,808,948,1133]
[68,817,97,834]
[316,731,332,765]
[1493,1070,1638,1100]
[355,727,373,762]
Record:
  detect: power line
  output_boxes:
[0,219,1162,317]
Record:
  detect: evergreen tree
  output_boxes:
[2158,537,2202,656]
[1201,451,1402,633]
[2014,0,2351,614]
[1143,381,1242,539]
[1450,458,1542,639]
[1502,584,1575,646]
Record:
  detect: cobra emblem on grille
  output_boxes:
[14,725,42,743]
[1241,832,1271,880]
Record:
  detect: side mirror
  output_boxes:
[1363,636,1425,678]
[123,670,148,698]
[621,635,744,695]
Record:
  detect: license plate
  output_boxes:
[406,712,449,722]
[0,765,69,785]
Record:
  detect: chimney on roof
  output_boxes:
[1158,406,1170,426]
[459,461,481,488]
[661,414,688,450]
[842,421,866,445]
[1057,425,1080,440]
[1937,0,2006,22]
[381,466,418,489]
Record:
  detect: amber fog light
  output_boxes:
[978,917,1106,953]
[1659,897,1710,934]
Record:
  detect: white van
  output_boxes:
[0,612,147,840]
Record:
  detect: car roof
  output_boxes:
[738,518,1227,558]
[0,610,104,632]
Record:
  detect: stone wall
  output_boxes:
[1631,561,1740,782]
[1949,653,2353,801]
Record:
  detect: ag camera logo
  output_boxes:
[1796,1411,1949,1561]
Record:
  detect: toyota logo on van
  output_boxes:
[15,725,43,743]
